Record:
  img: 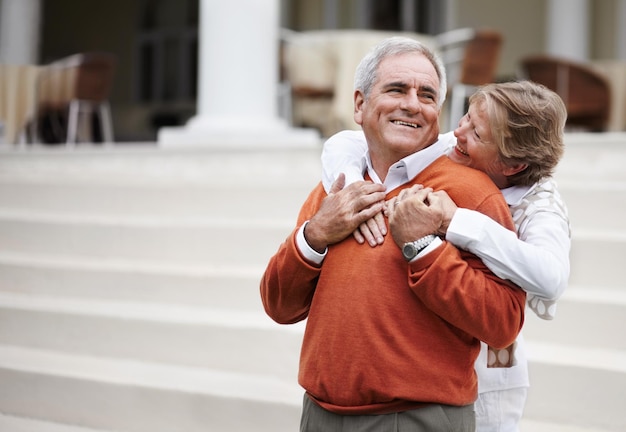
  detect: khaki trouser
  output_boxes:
[300,394,476,432]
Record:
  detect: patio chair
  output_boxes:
[520,55,611,131]
[30,52,117,145]
[436,28,503,129]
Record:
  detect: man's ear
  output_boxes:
[353,90,365,126]
[502,162,528,177]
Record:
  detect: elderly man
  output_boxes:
[260,37,525,432]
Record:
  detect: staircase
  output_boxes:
[521,133,626,432]
[0,134,624,431]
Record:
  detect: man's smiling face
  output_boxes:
[354,52,441,174]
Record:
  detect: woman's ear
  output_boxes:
[502,162,528,177]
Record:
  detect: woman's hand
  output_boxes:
[353,210,387,246]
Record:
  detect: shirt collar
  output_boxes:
[501,184,533,206]
[365,136,449,192]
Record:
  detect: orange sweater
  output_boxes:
[261,156,526,415]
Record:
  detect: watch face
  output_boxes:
[403,243,416,260]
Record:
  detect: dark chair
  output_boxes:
[30,52,117,145]
[520,55,611,131]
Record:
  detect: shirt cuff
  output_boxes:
[408,236,443,262]
[446,208,487,250]
[296,221,327,265]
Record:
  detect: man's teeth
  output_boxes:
[393,120,418,128]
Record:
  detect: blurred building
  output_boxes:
[1,0,625,142]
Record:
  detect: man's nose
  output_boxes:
[400,91,421,112]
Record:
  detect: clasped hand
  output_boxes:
[304,174,387,253]
[356,184,459,248]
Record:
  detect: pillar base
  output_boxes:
[158,116,321,149]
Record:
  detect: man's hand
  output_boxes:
[304,174,387,253]
[388,186,455,248]
[354,185,434,248]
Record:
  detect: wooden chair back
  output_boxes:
[520,55,611,131]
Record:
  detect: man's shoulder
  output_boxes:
[417,157,506,212]
[426,157,498,189]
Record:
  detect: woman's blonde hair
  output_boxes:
[469,81,567,186]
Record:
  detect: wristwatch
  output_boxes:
[402,234,437,261]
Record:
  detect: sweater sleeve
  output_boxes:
[260,183,325,324]
[447,208,570,304]
[407,194,527,349]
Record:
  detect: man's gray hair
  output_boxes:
[353,37,448,108]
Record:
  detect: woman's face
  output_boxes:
[448,100,509,187]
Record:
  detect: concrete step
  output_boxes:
[0,345,302,432]
[525,343,626,432]
[0,145,322,187]
[0,292,303,382]
[520,418,616,432]
[558,183,626,231]
[0,212,294,267]
[556,133,626,184]
[0,253,265,310]
[569,231,626,288]
[0,182,311,221]
[0,413,111,432]
[522,286,626,350]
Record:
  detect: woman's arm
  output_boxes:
[321,130,368,193]
[447,208,570,302]
[322,129,389,246]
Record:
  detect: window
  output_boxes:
[135,0,198,103]
[369,0,445,34]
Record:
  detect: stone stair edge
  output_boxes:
[0,291,298,332]
[0,413,117,432]
[0,250,268,276]
[525,340,626,374]
[0,344,302,404]
[520,417,618,432]
[0,209,296,227]
[563,285,626,305]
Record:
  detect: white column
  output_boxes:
[159,0,319,147]
[546,0,589,61]
[0,0,41,64]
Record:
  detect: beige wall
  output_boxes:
[453,0,547,79]
[593,0,618,59]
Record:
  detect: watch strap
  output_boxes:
[402,234,437,261]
